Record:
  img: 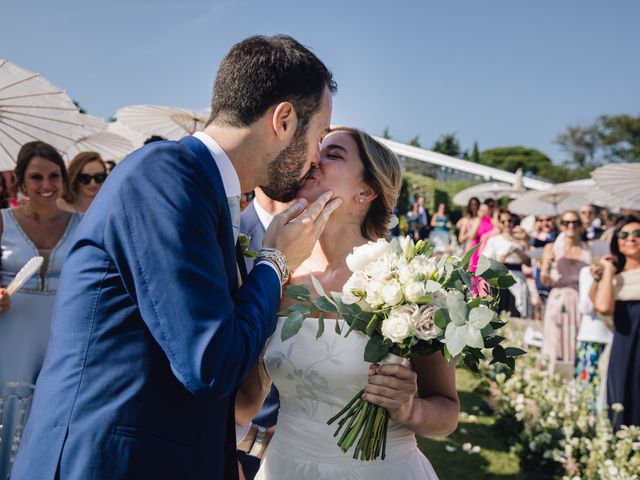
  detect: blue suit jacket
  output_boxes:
[239,201,280,429]
[11,137,281,479]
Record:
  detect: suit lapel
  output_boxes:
[178,136,237,292]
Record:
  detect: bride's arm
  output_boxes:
[363,353,459,437]
[235,358,272,425]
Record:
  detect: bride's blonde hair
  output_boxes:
[330,127,402,240]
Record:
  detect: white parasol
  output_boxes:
[453,169,526,206]
[509,179,593,216]
[0,60,82,170]
[64,114,134,162]
[115,105,209,140]
[591,163,640,210]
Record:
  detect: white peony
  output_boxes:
[380,279,403,306]
[411,304,443,341]
[364,252,397,281]
[365,279,385,307]
[403,281,427,303]
[346,239,393,273]
[381,305,415,342]
[341,271,369,305]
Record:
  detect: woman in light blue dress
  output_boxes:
[0,141,82,477]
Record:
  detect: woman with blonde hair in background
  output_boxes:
[59,151,108,213]
[540,210,591,372]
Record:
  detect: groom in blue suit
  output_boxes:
[12,35,339,480]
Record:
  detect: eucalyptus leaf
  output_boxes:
[281,310,305,342]
[283,284,311,302]
[460,243,481,270]
[316,312,325,339]
[310,273,328,298]
[313,296,338,313]
[434,308,449,329]
[365,314,380,337]
[363,336,391,362]
[278,303,312,317]
[457,267,474,292]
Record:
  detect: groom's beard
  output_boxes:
[260,128,309,203]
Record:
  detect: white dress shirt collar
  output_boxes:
[253,199,274,230]
[193,131,241,198]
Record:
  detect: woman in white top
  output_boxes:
[482,208,532,318]
[576,266,612,386]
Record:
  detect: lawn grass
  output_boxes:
[417,368,529,479]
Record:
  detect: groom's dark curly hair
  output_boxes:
[208,35,337,133]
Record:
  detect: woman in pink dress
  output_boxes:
[540,210,591,371]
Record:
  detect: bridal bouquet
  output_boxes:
[281,237,524,461]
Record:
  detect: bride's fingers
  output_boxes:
[375,364,416,381]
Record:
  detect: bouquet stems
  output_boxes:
[328,390,389,461]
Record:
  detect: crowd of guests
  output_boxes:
[451,196,640,429]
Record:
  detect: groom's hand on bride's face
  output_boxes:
[263,190,342,272]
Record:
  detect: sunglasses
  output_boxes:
[78,173,107,185]
[617,229,640,240]
[561,220,580,227]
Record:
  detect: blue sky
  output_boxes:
[3,0,639,163]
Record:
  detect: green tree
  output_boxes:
[432,133,462,158]
[479,146,553,175]
[397,176,411,214]
[382,127,392,139]
[599,114,640,163]
[555,123,601,168]
[469,141,480,163]
[408,135,421,147]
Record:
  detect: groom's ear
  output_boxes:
[272,101,297,144]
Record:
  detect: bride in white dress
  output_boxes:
[237,128,459,480]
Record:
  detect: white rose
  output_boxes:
[365,279,384,307]
[380,279,404,306]
[411,304,443,341]
[346,239,393,272]
[397,259,418,284]
[403,281,427,303]
[381,305,415,342]
[341,271,369,305]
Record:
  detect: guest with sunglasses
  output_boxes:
[540,210,592,372]
[591,215,640,429]
[59,152,108,213]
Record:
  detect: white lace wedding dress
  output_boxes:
[255,318,439,479]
